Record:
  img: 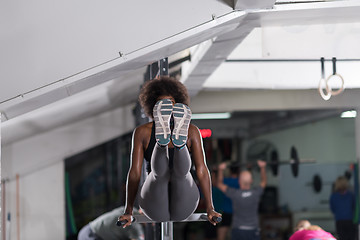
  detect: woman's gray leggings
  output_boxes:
[139,144,200,222]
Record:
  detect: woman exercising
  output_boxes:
[119,76,221,227]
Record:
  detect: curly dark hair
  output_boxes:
[139,76,190,118]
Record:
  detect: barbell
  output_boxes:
[269,146,315,177]
[237,146,315,177]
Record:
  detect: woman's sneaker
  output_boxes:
[172,103,192,148]
[153,99,173,146]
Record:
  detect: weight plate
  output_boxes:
[290,146,299,177]
[313,174,322,193]
[270,150,279,176]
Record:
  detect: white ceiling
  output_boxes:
[180,1,360,99]
[197,15,360,91]
[203,22,360,90]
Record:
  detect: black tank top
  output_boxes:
[144,122,174,173]
[144,123,156,173]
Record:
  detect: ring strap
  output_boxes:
[332,57,337,75]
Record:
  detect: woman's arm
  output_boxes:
[217,163,228,193]
[189,125,221,225]
[119,127,144,227]
[257,160,267,189]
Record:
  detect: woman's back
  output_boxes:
[289,226,336,240]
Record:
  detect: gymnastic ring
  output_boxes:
[318,78,331,101]
[326,73,345,96]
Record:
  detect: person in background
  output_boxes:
[293,219,311,232]
[78,206,144,240]
[216,163,239,240]
[289,221,336,240]
[329,176,357,240]
[217,160,267,240]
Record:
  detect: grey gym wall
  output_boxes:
[1,105,134,239]
[252,116,356,232]
[254,117,355,165]
[0,114,2,239]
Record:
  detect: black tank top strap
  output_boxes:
[144,122,156,173]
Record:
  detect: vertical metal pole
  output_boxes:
[159,58,169,76]
[355,108,360,239]
[1,183,4,240]
[161,222,173,240]
[0,114,2,240]
[16,174,20,240]
[116,138,123,206]
[105,143,112,208]
[148,62,159,81]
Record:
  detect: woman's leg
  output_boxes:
[140,98,173,221]
[139,144,170,221]
[169,146,200,221]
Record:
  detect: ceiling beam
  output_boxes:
[182,14,255,96]
[234,0,276,10]
[190,89,360,113]
[0,11,245,121]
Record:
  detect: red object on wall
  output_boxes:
[199,129,212,138]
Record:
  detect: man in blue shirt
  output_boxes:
[329,176,356,240]
[217,164,240,240]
